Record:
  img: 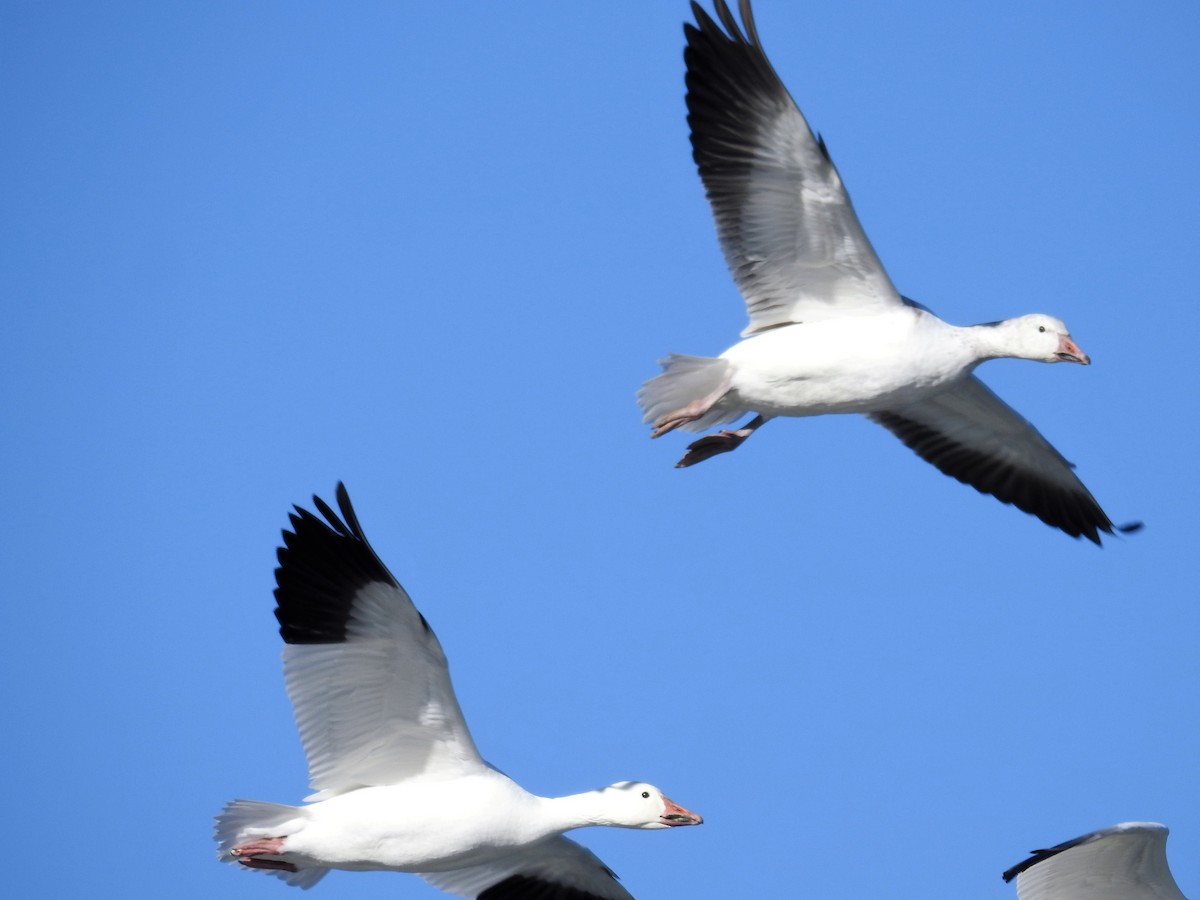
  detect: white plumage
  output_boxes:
[640,0,1137,544]
[1003,822,1187,900]
[214,485,701,898]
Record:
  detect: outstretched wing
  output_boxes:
[1002,822,1184,900]
[274,483,484,800]
[869,376,1125,544]
[686,0,903,335]
[422,835,635,900]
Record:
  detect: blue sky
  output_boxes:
[4,1,1198,897]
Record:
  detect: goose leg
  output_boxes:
[650,381,732,438]
[676,415,769,468]
[232,836,287,858]
[231,836,295,871]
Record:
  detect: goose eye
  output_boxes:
[641,791,650,798]
[1038,325,1046,333]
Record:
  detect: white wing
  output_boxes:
[686,0,904,336]
[274,484,484,800]
[422,835,634,900]
[1003,822,1186,900]
[868,375,1123,544]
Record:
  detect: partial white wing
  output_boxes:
[1003,822,1185,900]
[422,835,634,900]
[274,484,484,800]
[686,0,904,336]
[868,375,1123,544]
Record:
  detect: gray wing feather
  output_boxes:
[686,0,903,335]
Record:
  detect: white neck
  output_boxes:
[962,319,1024,363]
[536,789,621,833]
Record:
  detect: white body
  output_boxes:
[215,486,700,898]
[638,0,1126,543]
[267,773,545,874]
[718,308,976,416]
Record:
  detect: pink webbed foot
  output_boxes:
[676,429,752,467]
[236,859,297,873]
[231,836,296,872]
[238,856,298,873]
[675,415,769,468]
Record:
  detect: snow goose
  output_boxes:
[214,484,701,897]
[639,0,1136,543]
[1002,822,1186,899]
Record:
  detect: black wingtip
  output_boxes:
[712,0,747,44]
[273,483,397,645]
[333,481,368,541]
[999,825,1131,883]
[816,131,831,162]
[311,492,350,538]
[684,1,713,41]
[687,0,755,47]
[1117,520,1144,534]
[1001,843,1057,883]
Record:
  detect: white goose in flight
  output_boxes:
[1003,822,1187,899]
[215,484,701,897]
[639,0,1136,544]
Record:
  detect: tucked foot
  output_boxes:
[650,381,734,439]
[652,402,712,439]
[231,836,292,870]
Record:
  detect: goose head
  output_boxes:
[599,782,703,830]
[1001,314,1090,364]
